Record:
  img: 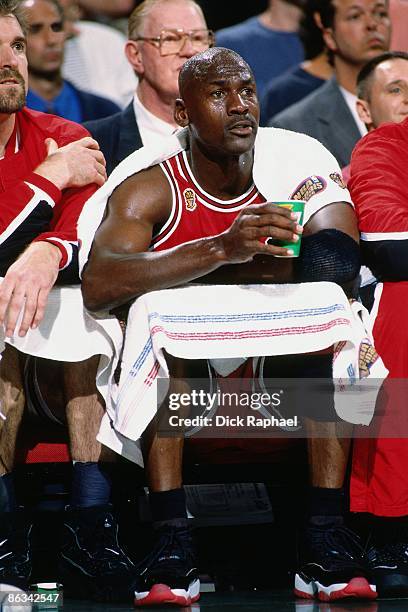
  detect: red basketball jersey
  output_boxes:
[151,150,266,251]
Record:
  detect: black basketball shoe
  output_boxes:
[369,541,408,597]
[58,504,135,602]
[295,524,377,601]
[0,510,32,592]
[133,522,199,607]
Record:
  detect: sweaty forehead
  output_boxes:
[207,62,252,82]
[194,56,253,87]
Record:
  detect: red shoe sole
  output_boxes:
[134,583,200,607]
[295,577,377,601]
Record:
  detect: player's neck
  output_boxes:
[187,146,254,201]
[0,113,16,158]
[136,83,179,127]
[28,72,63,102]
[260,0,303,32]
[334,57,361,94]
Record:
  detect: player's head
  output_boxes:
[22,0,65,79]
[0,0,28,114]
[176,48,259,156]
[126,0,212,103]
[356,51,408,129]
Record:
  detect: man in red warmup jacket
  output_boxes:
[350,115,408,598]
[0,0,135,602]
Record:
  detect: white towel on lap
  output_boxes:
[0,282,119,403]
[97,282,387,465]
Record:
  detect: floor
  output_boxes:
[41,592,408,611]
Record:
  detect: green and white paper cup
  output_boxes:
[266,200,305,257]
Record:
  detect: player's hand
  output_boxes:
[35,137,107,190]
[219,201,303,263]
[0,242,61,338]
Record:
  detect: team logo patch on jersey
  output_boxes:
[290,175,326,202]
[329,172,347,189]
[183,188,197,211]
[359,339,379,378]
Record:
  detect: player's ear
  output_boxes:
[174,98,189,127]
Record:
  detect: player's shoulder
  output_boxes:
[256,126,337,163]
[21,107,90,145]
[110,163,169,215]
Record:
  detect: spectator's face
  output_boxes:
[176,54,259,156]
[0,15,28,114]
[326,0,391,65]
[24,0,65,76]
[357,58,408,128]
[133,0,209,102]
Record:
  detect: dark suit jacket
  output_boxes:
[268,77,362,168]
[84,102,143,176]
[75,86,120,123]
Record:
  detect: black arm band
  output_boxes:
[294,229,361,286]
[56,245,80,285]
[361,240,408,281]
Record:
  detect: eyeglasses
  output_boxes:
[135,29,215,56]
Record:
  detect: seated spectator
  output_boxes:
[261,0,333,124]
[0,1,134,601]
[85,0,214,176]
[79,48,383,607]
[216,0,305,99]
[269,0,391,167]
[60,0,137,108]
[23,0,121,121]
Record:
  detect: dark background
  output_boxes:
[196,1,268,31]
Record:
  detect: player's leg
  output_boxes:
[290,351,376,601]
[35,356,135,602]
[133,354,202,607]
[0,345,32,592]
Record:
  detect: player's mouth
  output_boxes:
[228,120,255,136]
[0,79,19,85]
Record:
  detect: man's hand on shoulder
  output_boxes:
[35,137,107,191]
[0,242,61,338]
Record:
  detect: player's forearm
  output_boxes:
[82,236,228,312]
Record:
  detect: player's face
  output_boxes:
[327,0,390,65]
[136,0,208,102]
[0,15,28,114]
[24,0,65,75]
[179,59,259,157]
[366,58,408,127]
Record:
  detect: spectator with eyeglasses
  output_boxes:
[84,0,213,176]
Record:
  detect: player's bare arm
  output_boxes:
[82,166,302,312]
